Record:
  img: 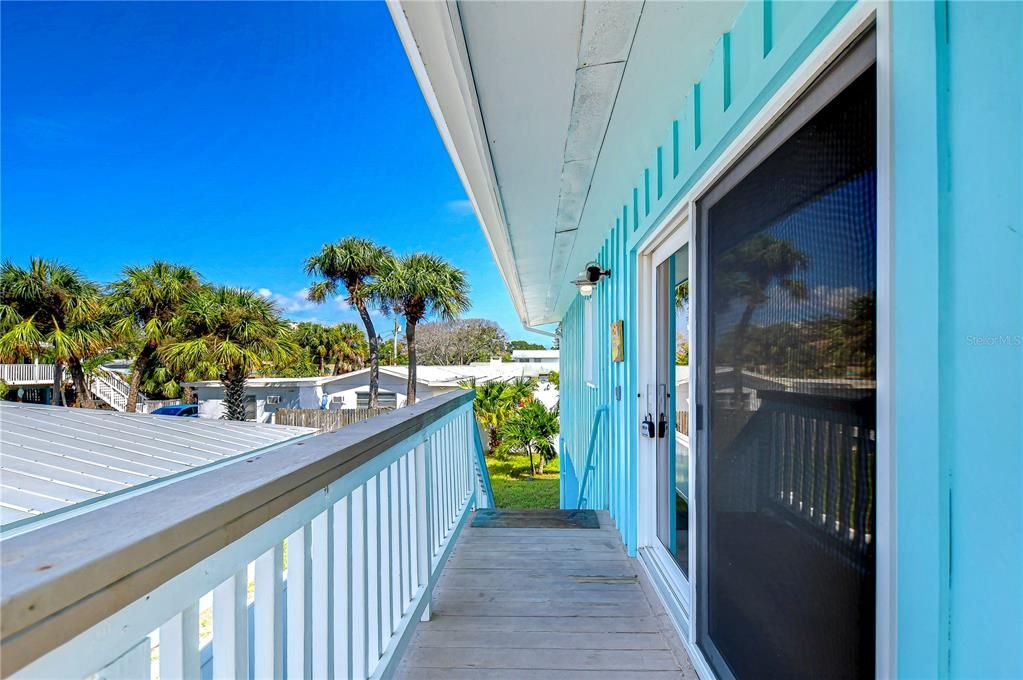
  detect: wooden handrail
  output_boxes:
[0,389,474,676]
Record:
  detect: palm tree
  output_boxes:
[162,287,295,420]
[0,258,108,407]
[328,322,368,374]
[377,253,469,404]
[498,401,560,475]
[305,238,392,407]
[715,235,808,404]
[108,261,200,412]
[505,376,537,406]
[462,379,514,452]
[294,322,330,374]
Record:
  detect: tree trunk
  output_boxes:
[68,358,97,409]
[732,302,757,408]
[527,447,536,476]
[538,455,545,475]
[488,426,500,454]
[52,359,64,406]
[406,320,417,405]
[356,301,380,408]
[223,368,247,421]
[126,342,156,414]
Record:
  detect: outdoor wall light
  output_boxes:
[574,261,609,297]
[585,262,612,283]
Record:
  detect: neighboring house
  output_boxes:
[396,2,1021,679]
[0,402,314,533]
[185,362,560,423]
[510,349,559,363]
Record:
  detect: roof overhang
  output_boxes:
[390,0,743,326]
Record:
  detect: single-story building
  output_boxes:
[185,360,561,423]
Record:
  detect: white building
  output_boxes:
[510,349,559,363]
[185,360,561,423]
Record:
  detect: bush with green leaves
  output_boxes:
[497,400,559,476]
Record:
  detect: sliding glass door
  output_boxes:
[695,33,877,680]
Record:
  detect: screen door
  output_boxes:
[695,32,877,680]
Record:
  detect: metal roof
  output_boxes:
[0,402,316,531]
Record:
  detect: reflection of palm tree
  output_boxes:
[829,292,875,376]
[716,235,808,404]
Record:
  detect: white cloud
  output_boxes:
[809,285,861,314]
[256,287,363,325]
[446,199,474,217]
[258,287,317,314]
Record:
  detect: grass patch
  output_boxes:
[485,452,560,509]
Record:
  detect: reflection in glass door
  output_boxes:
[695,39,877,680]
[655,245,690,578]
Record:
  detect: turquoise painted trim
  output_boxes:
[723,32,733,110]
[656,146,664,199]
[576,405,609,508]
[644,168,651,216]
[632,187,639,231]
[693,82,702,149]
[672,121,680,178]
[763,0,773,56]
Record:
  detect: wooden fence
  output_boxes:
[272,407,392,432]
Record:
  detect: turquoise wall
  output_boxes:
[892,2,1023,677]
[559,0,1022,676]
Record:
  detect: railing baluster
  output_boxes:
[380,465,393,642]
[254,544,284,679]
[311,509,334,680]
[335,495,353,679]
[366,474,380,672]
[351,484,367,678]
[389,460,401,632]
[286,524,313,680]
[158,603,199,680]
[212,569,248,680]
[415,439,433,621]
[397,454,408,614]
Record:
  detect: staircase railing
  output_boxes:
[576,405,609,509]
[1,390,485,680]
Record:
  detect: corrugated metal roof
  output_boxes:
[0,402,316,530]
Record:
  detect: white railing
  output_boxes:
[140,398,185,414]
[0,364,57,386]
[89,369,134,412]
[1,390,492,679]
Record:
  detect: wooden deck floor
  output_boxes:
[396,511,696,679]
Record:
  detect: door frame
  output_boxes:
[633,3,893,677]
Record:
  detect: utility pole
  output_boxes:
[393,319,400,365]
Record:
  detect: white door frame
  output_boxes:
[633,3,893,677]
[636,209,695,612]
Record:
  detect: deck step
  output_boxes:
[470,508,600,529]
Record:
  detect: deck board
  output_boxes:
[397,510,695,678]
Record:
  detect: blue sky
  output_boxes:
[1,1,540,342]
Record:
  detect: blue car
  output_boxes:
[151,404,199,417]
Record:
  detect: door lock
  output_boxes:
[658,412,668,438]
[641,413,655,438]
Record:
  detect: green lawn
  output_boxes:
[485,452,560,509]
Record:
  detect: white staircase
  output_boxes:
[90,368,182,413]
